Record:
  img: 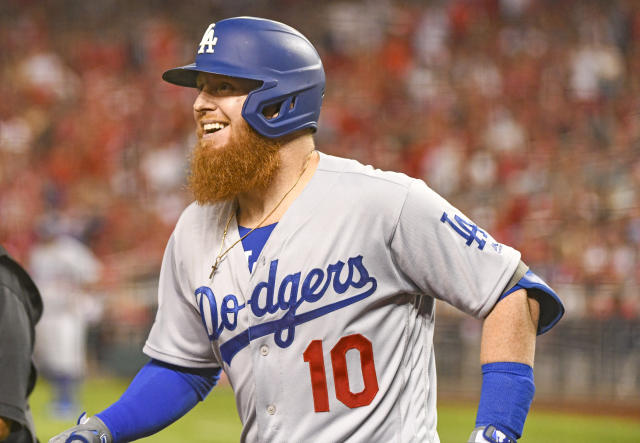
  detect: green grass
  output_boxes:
[33,378,640,442]
[437,402,640,442]
[33,378,241,443]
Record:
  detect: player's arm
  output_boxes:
[481,287,539,366]
[49,359,222,443]
[468,264,562,443]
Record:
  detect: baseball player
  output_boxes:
[50,17,564,443]
[30,218,103,419]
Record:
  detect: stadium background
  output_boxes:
[1,0,639,440]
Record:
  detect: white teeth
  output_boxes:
[203,122,227,133]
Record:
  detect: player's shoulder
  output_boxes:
[173,200,231,240]
[317,152,417,193]
[177,200,216,223]
[316,152,449,217]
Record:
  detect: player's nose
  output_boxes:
[193,90,219,114]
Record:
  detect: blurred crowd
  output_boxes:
[1,0,639,321]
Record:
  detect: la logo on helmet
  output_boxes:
[198,24,218,54]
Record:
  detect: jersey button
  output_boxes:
[266,404,276,415]
[260,345,269,356]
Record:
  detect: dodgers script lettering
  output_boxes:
[195,255,377,365]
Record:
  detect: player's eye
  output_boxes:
[216,82,234,94]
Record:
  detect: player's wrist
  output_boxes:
[48,413,112,443]
[474,362,533,441]
[468,425,517,443]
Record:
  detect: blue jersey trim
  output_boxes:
[499,270,564,335]
[238,223,277,272]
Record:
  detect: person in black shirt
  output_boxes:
[0,246,43,443]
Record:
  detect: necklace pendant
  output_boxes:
[209,255,223,279]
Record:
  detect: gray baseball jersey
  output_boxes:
[143,152,521,442]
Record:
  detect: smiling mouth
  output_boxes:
[203,122,229,135]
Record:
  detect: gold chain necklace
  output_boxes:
[209,150,316,279]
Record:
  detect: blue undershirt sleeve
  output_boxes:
[96,359,221,443]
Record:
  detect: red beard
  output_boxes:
[188,122,281,204]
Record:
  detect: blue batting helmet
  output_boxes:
[162,17,325,139]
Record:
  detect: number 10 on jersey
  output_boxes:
[303,334,379,412]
